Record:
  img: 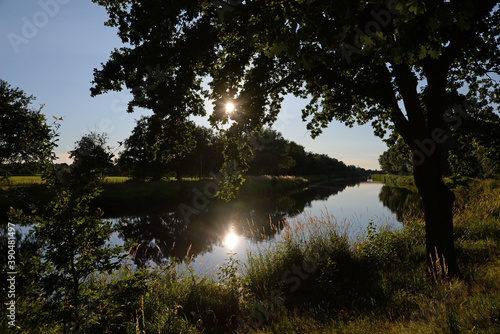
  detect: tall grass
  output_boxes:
[242,179,500,333]
[103,176,130,183]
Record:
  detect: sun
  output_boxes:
[225,102,235,114]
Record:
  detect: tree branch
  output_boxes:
[391,63,427,137]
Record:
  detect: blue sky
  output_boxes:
[1,0,388,169]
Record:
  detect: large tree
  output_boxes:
[91,0,500,277]
[0,79,53,178]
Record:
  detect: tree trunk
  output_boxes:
[413,150,459,278]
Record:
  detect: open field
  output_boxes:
[0,175,43,188]
[102,176,130,183]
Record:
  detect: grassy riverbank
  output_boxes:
[1,174,357,217]
[92,175,320,216]
[4,178,499,333]
[370,174,416,189]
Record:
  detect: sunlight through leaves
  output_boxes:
[225,102,235,114]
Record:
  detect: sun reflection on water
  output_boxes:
[223,229,239,250]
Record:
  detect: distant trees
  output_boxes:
[0,77,366,182]
[0,162,44,175]
[117,123,361,180]
[116,116,167,180]
[0,79,53,178]
[378,139,413,175]
[69,131,114,182]
[247,129,360,176]
[117,117,222,180]
[447,112,500,179]
[177,126,225,178]
[246,129,295,175]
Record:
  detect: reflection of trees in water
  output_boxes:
[378,186,422,222]
[5,180,424,269]
[286,179,360,217]
[117,199,290,266]
[117,179,365,266]
[117,213,191,266]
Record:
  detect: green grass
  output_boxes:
[245,179,500,333]
[103,176,130,183]
[3,178,499,333]
[0,175,43,187]
[371,174,416,189]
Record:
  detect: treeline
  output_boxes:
[117,122,364,179]
[379,111,500,179]
[0,162,44,176]
[3,126,364,180]
[244,130,363,176]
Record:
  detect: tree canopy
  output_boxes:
[69,131,115,183]
[0,79,53,178]
[91,0,499,142]
[91,0,500,277]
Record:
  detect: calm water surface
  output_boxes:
[109,179,418,274]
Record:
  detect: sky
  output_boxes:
[0,0,388,170]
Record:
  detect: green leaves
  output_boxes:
[33,167,124,326]
[417,45,440,60]
[0,80,54,178]
[216,135,250,201]
[69,131,114,184]
[407,0,426,15]
[378,138,413,175]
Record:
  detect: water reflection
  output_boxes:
[112,178,370,267]
[377,185,422,221]
[116,199,289,266]
[223,227,240,250]
[1,179,422,275]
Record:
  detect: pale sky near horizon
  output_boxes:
[1,0,389,170]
